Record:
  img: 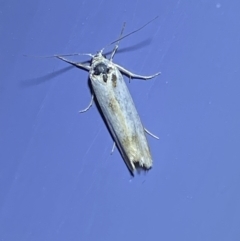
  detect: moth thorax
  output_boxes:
[94,63,108,75]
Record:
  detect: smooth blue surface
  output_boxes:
[1,0,240,240]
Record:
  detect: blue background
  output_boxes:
[1,0,240,240]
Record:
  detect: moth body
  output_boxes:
[55,17,160,175]
[90,53,152,172]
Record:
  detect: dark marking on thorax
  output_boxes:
[94,63,109,82]
[112,74,117,87]
[94,63,108,75]
[103,74,108,82]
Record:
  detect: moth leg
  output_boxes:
[115,64,161,80]
[56,56,91,71]
[111,142,116,154]
[110,44,119,61]
[110,23,126,61]
[79,94,94,113]
[144,128,159,139]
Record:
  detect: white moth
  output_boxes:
[56,18,160,175]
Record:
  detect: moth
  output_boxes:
[56,17,160,175]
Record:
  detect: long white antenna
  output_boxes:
[104,16,159,49]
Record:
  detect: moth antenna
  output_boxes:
[56,53,94,58]
[23,54,56,58]
[103,16,159,50]
[24,53,94,58]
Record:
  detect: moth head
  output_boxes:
[94,50,107,58]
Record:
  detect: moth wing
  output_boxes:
[91,63,152,174]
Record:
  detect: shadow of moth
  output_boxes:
[56,17,160,175]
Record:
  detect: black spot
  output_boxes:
[103,74,108,82]
[94,63,108,75]
[112,74,117,87]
